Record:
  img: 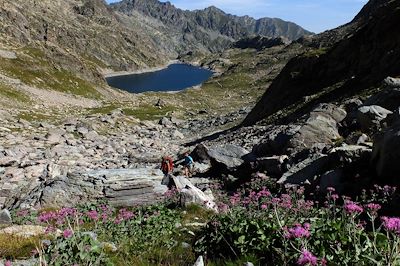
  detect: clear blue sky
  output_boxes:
[106,0,369,33]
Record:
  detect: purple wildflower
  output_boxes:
[285,223,311,239]
[86,210,99,221]
[4,260,12,266]
[16,209,30,217]
[327,187,335,193]
[366,203,381,216]
[331,194,339,201]
[297,249,318,266]
[230,193,241,206]
[381,217,400,235]
[344,201,363,215]
[63,229,73,239]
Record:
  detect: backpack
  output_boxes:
[162,157,174,172]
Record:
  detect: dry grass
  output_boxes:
[0,233,43,259]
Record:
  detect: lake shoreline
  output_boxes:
[105,63,214,93]
[103,60,180,78]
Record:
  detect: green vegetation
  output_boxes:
[0,233,42,258]
[123,105,177,121]
[5,181,400,265]
[17,111,54,122]
[302,48,329,58]
[0,46,102,99]
[88,104,121,115]
[0,83,30,103]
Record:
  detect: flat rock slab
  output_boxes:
[0,259,38,266]
[0,49,17,59]
[84,168,168,206]
[0,225,47,237]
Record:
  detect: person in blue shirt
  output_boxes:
[183,152,194,177]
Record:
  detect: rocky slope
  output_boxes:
[111,0,312,53]
[243,0,400,126]
[190,0,400,196]
[0,0,172,80]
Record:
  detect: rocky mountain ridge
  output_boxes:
[111,0,312,53]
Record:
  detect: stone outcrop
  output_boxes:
[372,113,400,183]
[0,209,12,224]
[172,176,217,211]
[192,144,251,173]
[13,168,168,209]
[356,105,392,132]
[252,103,346,157]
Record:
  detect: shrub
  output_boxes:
[194,185,400,265]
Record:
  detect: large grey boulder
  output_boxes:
[287,103,347,152]
[172,176,217,211]
[192,144,251,172]
[253,103,346,157]
[278,145,371,185]
[208,144,250,170]
[252,125,300,157]
[0,209,12,224]
[278,154,330,184]
[356,105,393,131]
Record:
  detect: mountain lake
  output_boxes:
[105,63,213,93]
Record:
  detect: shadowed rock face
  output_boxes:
[243,0,400,127]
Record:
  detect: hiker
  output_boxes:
[161,155,174,188]
[183,152,194,177]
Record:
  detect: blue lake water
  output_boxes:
[105,63,213,93]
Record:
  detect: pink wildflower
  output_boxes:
[279,194,293,209]
[16,209,30,217]
[230,193,241,205]
[331,194,339,201]
[218,203,229,213]
[297,249,318,266]
[366,203,381,216]
[285,223,311,239]
[261,204,268,210]
[344,201,363,215]
[327,187,335,193]
[44,226,56,234]
[5,260,12,266]
[381,217,400,235]
[86,210,99,221]
[63,229,73,239]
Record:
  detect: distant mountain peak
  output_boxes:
[112,0,312,53]
[203,6,225,13]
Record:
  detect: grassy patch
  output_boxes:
[0,46,102,99]
[183,204,215,224]
[87,104,120,115]
[17,111,54,122]
[302,47,329,58]
[0,83,30,103]
[123,105,176,121]
[0,233,43,259]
